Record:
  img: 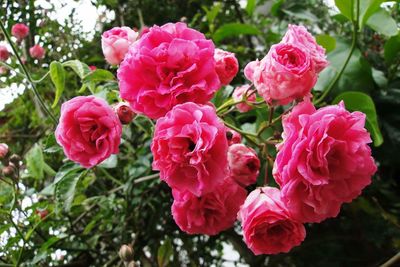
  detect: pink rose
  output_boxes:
[0,143,9,159]
[273,99,377,223]
[226,128,242,146]
[55,96,122,168]
[29,45,45,60]
[11,23,29,41]
[172,178,247,235]
[139,26,150,38]
[151,102,228,196]
[282,24,328,73]
[101,27,138,65]
[238,187,306,255]
[118,22,221,119]
[245,43,317,106]
[214,48,239,85]
[232,85,256,113]
[0,45,10,61]
[228,144,260,186]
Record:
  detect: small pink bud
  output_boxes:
[0,66,8,75]
[11,23,29,41]
[118,244,134,262]
[225,128,241,146]
[101,27,138,65]
[0,143,9,159]
[228,144,260,186]
[114,102,135,124]
[29,45,45,60]
[2,163,15,177]
[0,45,10,61]
[89,65,97,71]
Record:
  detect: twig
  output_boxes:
[380,252,400,267]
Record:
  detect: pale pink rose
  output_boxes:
[151,102,228,196]
[0,45,10,61]
[282,24,328,73]
[172,178,247,235]
[245,43,317,106]
[11,23,29,41]
[214,48,239,85]
[118,22,221,119]
[228,144,260,186]
[232,85,256,113]
[101,27,138,65]
[226,128,242,146]
[238,187,306,255]
[29,45,45,59]
[273,99,377,223]
[55,96,122,169]
[0,143,9,159]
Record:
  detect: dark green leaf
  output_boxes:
[213,23,260,43]
[55,169,86,212]
[41,163,82,195]
[335,0,354,21]
[83,69,115,83]
[245,0,256,16]
[157,238,173,267]
[384,34,400,65]
[26,143,44,179]
[366,8,398,36]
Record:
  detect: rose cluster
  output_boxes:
[54,22,377,256]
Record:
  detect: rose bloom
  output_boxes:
[238,187,306,255]
[226,127,241,146]
[282,24,328,73]
[273,99,377,223]
[228,144,260,186]
[172,178,247,235]
[101,27,138,65]
[11,23,29,41]
[55,96,122,169]
[151,102,228,196]
[29,45,45,59]
[118,22,221,119]
[214,48,239,85]
[0,45,10,61]
[0,143,9,159]
[232,85,256,113]
[245,43,317,106]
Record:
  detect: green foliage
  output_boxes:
[50,61,66,108]
[213,23,261,43]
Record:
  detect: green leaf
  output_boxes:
[157,238,173,267]
[245,0,256,16]
[26,144,44,179]
[333,91,383,146]
[213,23,260,43]
[41,163,82,195]
[50,61,66,108]
[62,60,91,79]
[371,68,388,88]
[55,169,86,212]
[271,0,285,16]
[202,3,221,29]
[335,0,354,21]
[359,0,385,28]
[384,34,400,65]
[366,8,398,36]
[83,69,115,83]
[281,9,318,22]
[316,34,336,53]
[98,154,118,169]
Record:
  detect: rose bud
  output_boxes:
[0,143,9,159]
[225,128,241,146]
[11,23,29,41]
[232,85,256,113]
[214,48,239,86]
[89,65,97,71]
[118,244,134,262]
[0,66,8,75]
[2,163,16,177]
[228,144,260,186]
[114,102,136,124]
[0,45,10,62]
[35,209,49,220]
[9,154,21,166]
[29,45,45,60]
[101,27,138,65]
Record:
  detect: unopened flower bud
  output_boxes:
[228,144,260,186]
[2,163,16,177]
[9,154,21,166]
[0,143,9,159]
[118,244,134,262]
[35,209,49,220]
[114,102,136,124]
[225,128,241,146]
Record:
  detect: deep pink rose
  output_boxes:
[0,45,10,61]
[273,99,377,223]
[226,128,242,146]
[282,24,328,73]
[228,144,260,186]
[55,96,122,168]
[29,45,45,59]
[238,187,306,255]
[232,85,256,113]
[245,43,317,106]
[0,143,9,159]
[214,48,239,85]
[11,23,29,41]
[151,102,228,196]
[172,178,247,235]
[101,27,138,65]
[118,22,221,119]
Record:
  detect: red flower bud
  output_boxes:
[2,163,15,177]
[35,209,49,220]
[118,244,134,262]
[0,143,9,159]
[114,102,135,124]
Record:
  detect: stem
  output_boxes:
[98,168,123,186]
[381,252,400,267]
[314,0,359,105]
[134,173,159,184]
[223,121,260,148]
[0,20,58,125]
